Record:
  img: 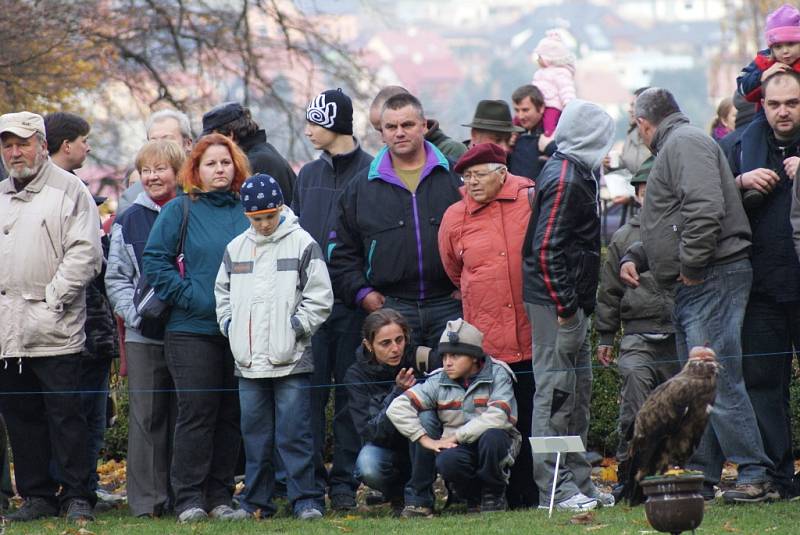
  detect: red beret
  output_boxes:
[454,143,507,174]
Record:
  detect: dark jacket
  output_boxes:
[595,214,675,346]
[522,154,601,316]
[345,344,441,448]
[239,129,296,202]
[522,100,615,318]
[426,119,467,161]
[142,191,249,335]
[83,233,119,360]
[729,126,800,302]
[328,141,462,306]
[292,140,373,254]
[507,125,556,180]
[628,113,751,285]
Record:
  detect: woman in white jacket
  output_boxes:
[215,174,333,520]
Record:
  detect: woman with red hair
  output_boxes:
[143,133,251,523]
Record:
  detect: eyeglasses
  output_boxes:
[462,168,503,181]
[140,165,171,176]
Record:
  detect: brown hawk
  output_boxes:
[623,346,718,505]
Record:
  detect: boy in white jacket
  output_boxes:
[215,174,333,520]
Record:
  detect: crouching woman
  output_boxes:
[345,309,442,518]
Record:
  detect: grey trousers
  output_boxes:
[126,341,177,516]
[615,334,680,461]
[526,304,596,504]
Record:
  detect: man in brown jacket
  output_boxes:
[0,112,102,522]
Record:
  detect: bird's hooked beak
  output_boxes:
[688,346,716,362]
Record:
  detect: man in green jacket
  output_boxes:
[595,157,679,496]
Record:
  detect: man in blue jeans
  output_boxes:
[621,87,778,503]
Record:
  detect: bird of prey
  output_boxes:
[622,346,718,505]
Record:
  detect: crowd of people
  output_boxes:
[2,3,800,525]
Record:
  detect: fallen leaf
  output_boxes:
[570,511,595,524]
[586,524,609,531]
[722,521,741,532]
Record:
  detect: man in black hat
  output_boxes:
[202,102,296,201]
[463,100,525,152]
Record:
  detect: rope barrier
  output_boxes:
[0,348,797,395]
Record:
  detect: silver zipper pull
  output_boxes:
[17,357,22,374]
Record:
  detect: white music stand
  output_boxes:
[529,436,586,518]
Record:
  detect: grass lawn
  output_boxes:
[4,501,800,535]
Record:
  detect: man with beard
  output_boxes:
[0,112,102,521]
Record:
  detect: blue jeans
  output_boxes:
[310,304,364,498]
[353,412,440,507]
[673,259,774,485]
[239,374,324,516]
[383,294,462,350]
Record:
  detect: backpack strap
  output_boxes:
[176,195,190,256]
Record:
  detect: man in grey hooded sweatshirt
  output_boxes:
[621,88,777,504]
[522,100,616,512]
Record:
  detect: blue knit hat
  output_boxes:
[241,174,284,215]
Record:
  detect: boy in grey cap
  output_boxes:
[387,319,520,513]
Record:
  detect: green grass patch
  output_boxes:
[5,502,800,535]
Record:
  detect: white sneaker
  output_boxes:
[208,504,250,520]
[296,507,323,520]
[586,488,615,507]
[178,507,208,523]
[539,492,598,512]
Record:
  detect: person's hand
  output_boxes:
[538,133,554,152]
[451,289,462,301]
[418,434,459,453]
[784,157,800,180]
[761,62,790,82]
[678,273,703,286]
[557,313,576,326]
[612,195,632,206]
[596,345,614,367]
[395,368,417,391]
[739,168,780,193]
[361,291,385,313]
[620,261,640,288]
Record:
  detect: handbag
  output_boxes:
[133,196,190,338]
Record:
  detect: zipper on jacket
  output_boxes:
[366,240,377,280]
[411,193,426,300]
[41,220,59,260]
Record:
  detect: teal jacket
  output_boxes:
[143,191,249,335]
